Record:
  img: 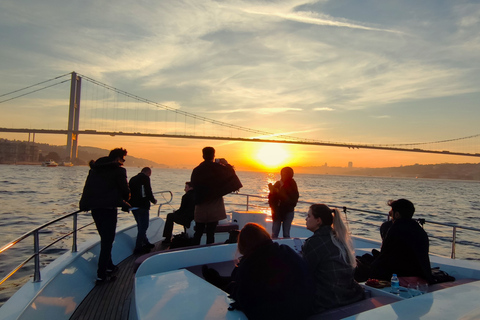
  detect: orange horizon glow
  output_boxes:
[1,133,478,172]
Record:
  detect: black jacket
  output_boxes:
[268,179,299,220]
[371,218,433,283]
[174,190,195,225]
[129,172,156,209]
[228,242,314,320]
[191,161,242,204]
[79,156,130,210]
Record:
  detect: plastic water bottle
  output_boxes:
[391,274,400,294]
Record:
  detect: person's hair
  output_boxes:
[281,166,294,180]
[109,148,127,159]
[309,204,356,268]
[388,199,415,219]
[185,181,193,188]
[202,147,215,161]
[237,223,273,257]
[141,167,151,175]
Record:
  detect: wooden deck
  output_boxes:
[70,243,167,320]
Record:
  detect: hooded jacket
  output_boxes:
[79,156,130,210]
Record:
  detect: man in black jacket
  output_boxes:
[162,182,195,243]
[79,148,130,284]
[369,199,433,283]
[129,167,157,254]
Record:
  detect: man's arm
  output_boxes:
[117,167,131,202]
[144,176,157,204]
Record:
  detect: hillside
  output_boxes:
[0,139,167,168]
[295,163,480,181]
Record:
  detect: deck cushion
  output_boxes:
[307,296,399,320]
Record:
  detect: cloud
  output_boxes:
[313,107,334,111]
[1,0,480,146]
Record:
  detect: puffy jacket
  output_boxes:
[79,156,130,210]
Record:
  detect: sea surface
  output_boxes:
[1,164,480,305]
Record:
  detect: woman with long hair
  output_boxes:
[303,204,364,314]
[203,223,314,320]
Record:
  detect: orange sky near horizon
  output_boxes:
[3,132,477,172]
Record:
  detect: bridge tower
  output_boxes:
[66,72,81,161]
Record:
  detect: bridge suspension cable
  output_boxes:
[0,73,71,104]
[78,73,305,142]
[1,71,479,157]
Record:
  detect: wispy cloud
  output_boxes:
[314,107,334,111]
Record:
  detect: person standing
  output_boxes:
[191,147,242,245]
[129,167,157,254]
[79,148,130,285]
[268,166,299,238]
[162,182,195,243]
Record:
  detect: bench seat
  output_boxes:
[307,296,399,320]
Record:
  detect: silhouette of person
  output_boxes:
[268,167,299,238]
[79,148,130,284]
[129,167,157,254]
[368,199,433,283]
[162,182,195,243]
[190,147,242,245]
[203,223,314,320]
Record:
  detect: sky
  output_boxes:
[1,0,480,172]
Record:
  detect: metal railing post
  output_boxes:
[246,195,250,211]
[33,230,41,282]
[72,212,78,252]
[451,226,457,259]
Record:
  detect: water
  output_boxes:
[1,164,480,304]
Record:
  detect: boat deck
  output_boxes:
[70,242,167,320]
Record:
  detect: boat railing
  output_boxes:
[225,192,480,259]
[0,190,173,287]
[155,190,173,216]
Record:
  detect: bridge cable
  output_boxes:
[0,73,71,98]
[78,73,298,141]
[0,79,70,104]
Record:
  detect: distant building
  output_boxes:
[348,161,353,168]
[0,139,39,163]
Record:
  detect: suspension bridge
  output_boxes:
[1,71,479,161]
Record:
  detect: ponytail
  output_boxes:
[309,204,356,268]
[331,208,356,268]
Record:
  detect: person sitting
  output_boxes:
[162,182,195,243]
[367,199,433,283]
[303,204,364,314]
[380,207,394,241]
[203,223,314,320]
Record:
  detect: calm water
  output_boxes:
[1,164,480,304]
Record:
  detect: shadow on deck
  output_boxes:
[70,242,167,320]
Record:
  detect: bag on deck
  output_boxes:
[431,267,455,284]
[169,232,195,249]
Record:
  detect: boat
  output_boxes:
[59,161,74,167]
[41,160,58,167]
[1,192,480,320]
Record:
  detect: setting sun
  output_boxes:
[255,144,289,169]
